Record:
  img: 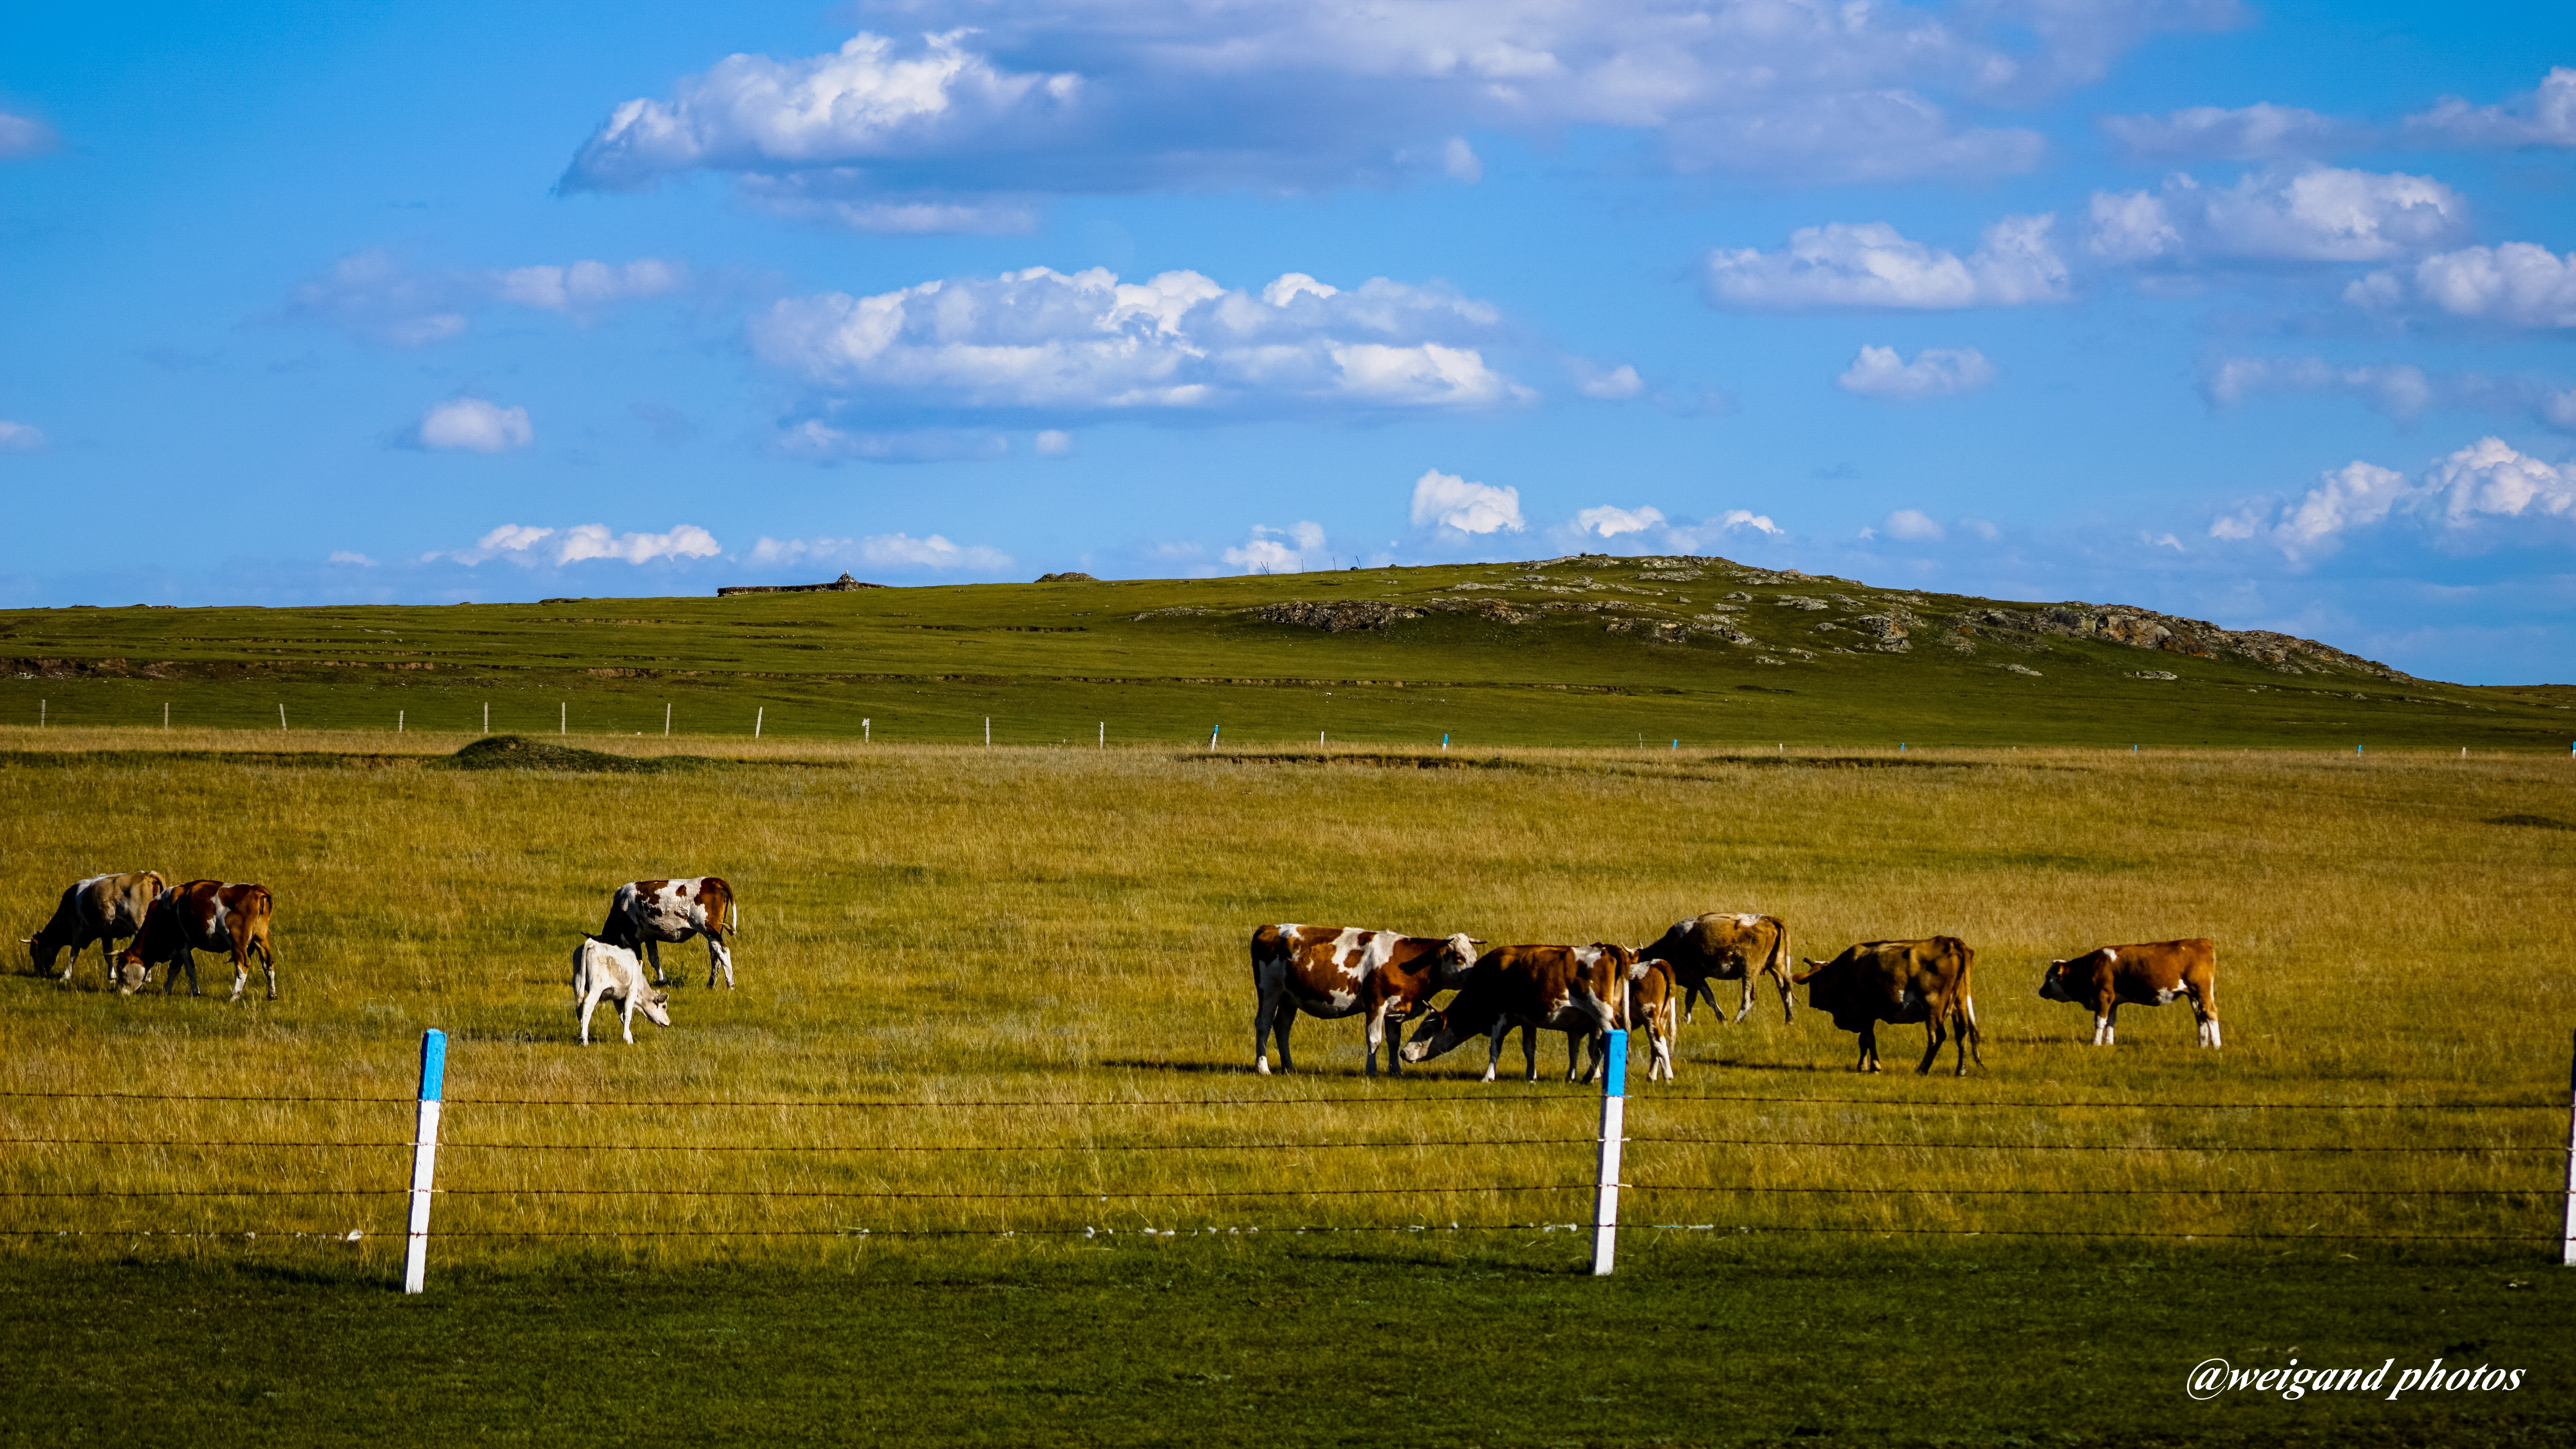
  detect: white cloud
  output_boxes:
[2403,67,2576,149]
[416,399,533,453]
[1713,509,1782,536]
[1640,509,1785,553]
[2216,438,2576,559]
[774,421,1010,463]
[2100,103,2355,161]
[1883,508,1946,541]
[1703,214,2066,311]
[0,111,58,158]
[0,421,46,452]
[284,250,689,346]
[1223,521,1327,573]
[556,3,2226,224]
[1835,344,1996,400]
[1575,504,1667,539]
[2202,357,2433,420]
[1034,429,1075,456]
[750,532,1011,571]
[1410,469,1523,535]
[2376,243,2576,329]
[555,524,722,565]
[1570,361,1646,399]
[2087,167,2464,265]
[752,266,1527,415]
[327,551,378,567]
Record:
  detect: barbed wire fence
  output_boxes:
[4,1028,2570,1290]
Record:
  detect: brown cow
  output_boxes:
[2039,938,2220,1048]
[26,871,165,991]
[1624,957,1681,1082]
[1250,925,1481,1074]
[117,881,277,1002]
[601,877,738,989]
[1638,912,1793,1024]
[1793,937,1981,1076]
[1398,943,1627,1083]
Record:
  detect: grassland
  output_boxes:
[3,732,2573,1443]
[4,554,2572,751]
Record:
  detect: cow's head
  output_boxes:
[637,986,672,1029]
[1399,1009,1468,1064]
[2037,954,2093,1002]
[1432,934,1484,988]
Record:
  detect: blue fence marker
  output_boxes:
[1592,1028,1628,1277]
[402,1029,446,1294]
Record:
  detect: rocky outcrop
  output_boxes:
[1950,604,2410,679]
[717,572,884,597]
[1036,572,1098,582]
[1255,600,1425,632]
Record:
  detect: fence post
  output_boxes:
[2562,1028,2575,1267]
[402,1028,447,1295]
[1592,1027,1628,1277]
[756,707,764,740]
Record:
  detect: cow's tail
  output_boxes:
[1954,941,1983,1067]
[1767,917,1794,1022]
[726,891,741,936]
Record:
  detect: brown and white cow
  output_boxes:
[26,870,166,991]
[601,877,738,989]
[1793,937,1981,1076]
[1638,912,1794,1025]
[2039,938,2220,1048]
[1398,943,1627,1083]
[116,881,277,1002]
[1250,925,1481,1074]
[1623,956,1681,1082]
[574,936,671,1045]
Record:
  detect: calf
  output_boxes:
[26,870,165,992]
[601,877,738,989]
[1250,925,1481,1074]
[1637,912,1793,1024]
[1793,937,1981,1076]
[1624,957,1681,1082]
[116,881,276,1002]
[2038,938,2220,1048]
[1399,944,1626,1083]
[573,936,671,1045]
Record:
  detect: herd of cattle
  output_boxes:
[25,874,2222,1074]
[1253,915,2223,1079]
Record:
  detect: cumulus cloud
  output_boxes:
[434,522,722,567]
[0,421,46,452]
[1836,345,1996,400]
[2351,243,2576,329]
[2087,167,2464,265]
[1575,505,1666,539]
[283,250,689,346]
[1223,521,1327,573]
[2403,67,2576,149]
[1882,508,1946,541]
[0,111,59,158]
[416,399,533,453]
[752,266,1527,417]
[749,532,1011,570]
[2215,437,2576,559]
[555,3,2231,226]
[1410,469,1523,535]
[2099,103,2357,161]
[1703,214,2067,311]
[1570,360,1646,399]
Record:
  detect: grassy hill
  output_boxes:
[3,553,2571,748]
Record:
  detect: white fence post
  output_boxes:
[1592,1027,1628,1277]
[664,702,671,737]
[2562,1028,2574,1267]
[402,1028,447,1294]
[559,702,566,736]
[482,702,488,735]
[863,718,870,743]
[756,707,764,739]
[279,703,287,732]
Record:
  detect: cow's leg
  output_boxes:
[2103,1001,2119,1047]
[620,989,639,1044]
[164,950,199,997]
[1273,1003,1297,1074]
[260,938,278,1001]
[1856,1022,1880,1073]
[579,982,606,1044]
[1522,1025,1539,1083]
[1253,985,1279,1074]
[1481,1022,1510,1084]
[2191,986,2219,1048]
[60,928,95,984]
[644,938,666,987]
[1914,1014,1947,1075]
[707,933,733,990]
[1732,972,1756,1025]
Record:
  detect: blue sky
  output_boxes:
[3,1,2574,682]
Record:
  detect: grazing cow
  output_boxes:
[25,870,166,991]
[1624,957,1681,1082]
[2038,938,2220,1048]
[1637,912,1794,1025]
[1250,925,1482,1074]
[1792,937,1981,1076]
[1398,944,1627,1083]
[601,877,738,989]
[573,936,671,1045]
[116,881,277,1002]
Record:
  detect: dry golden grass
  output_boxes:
[2,731,2570,1271]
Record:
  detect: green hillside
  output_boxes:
[3,554,2571,748]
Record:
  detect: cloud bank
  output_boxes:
[2213,437,2576,559]
[436,522,722,566]
[1704,215,2066,311]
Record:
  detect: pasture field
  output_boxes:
[3,732,2574,1445]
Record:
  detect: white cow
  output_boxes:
[573,936,671,1045]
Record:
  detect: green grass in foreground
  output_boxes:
[4,1243,2570,1448]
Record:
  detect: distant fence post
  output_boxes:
[863,718,871,743]
[2562,1028,2574,1267]
[403,1028,447,1295]
[756,707,765,740]
[279,703,287,732]
[1097,721,1103,748]
[1592,1027,1627,1277]
[398,710,404,734]
[482,702,488,735]
[664,702,671,737]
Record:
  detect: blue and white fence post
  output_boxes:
[2561,1028,2575,1267]
[402,1028,447,1295]
[1592,1027,1628,1277]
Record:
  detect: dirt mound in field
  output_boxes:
[448,735,662,773]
